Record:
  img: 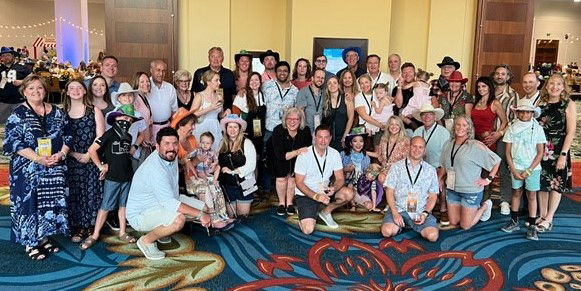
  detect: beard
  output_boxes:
[160,150,177,161]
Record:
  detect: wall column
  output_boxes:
[54,0,89,65]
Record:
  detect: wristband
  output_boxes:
[132,144,139,150]
[195,211,204,220]
[560,152,567,157]
[422,211,430,217]
[59,151,67,160]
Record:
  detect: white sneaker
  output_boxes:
[480,199,493,222]
[157,236,172,244]
[137,237,165,260]
[318,211,339,229]
[500,202,510,215]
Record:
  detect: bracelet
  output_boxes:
[195,211,204,220]
[525,168,532,176]
[422,211,430,217]
[313,193,319,201]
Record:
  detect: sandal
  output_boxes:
[537,219,553,233]
[80,237,97,250]
[26,246,46,261]
[40,240,60,253]
[119,233,137,243]
[71,229,86,243]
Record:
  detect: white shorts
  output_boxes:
[130,207,181,232]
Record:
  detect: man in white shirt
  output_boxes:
[148,59,178,143]
[360,54,389,89]
[385,53,402,91]
[127,127,210,260]
[521,72,541,106]
[294,125,355,234]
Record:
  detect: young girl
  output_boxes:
[356,163,384,211]
[501,98,546,240]
[369,83,394,135]
[187,132,232,224]
[401,69,433,128]
[340,127,371,208]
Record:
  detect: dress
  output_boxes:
[268,124,312,178]
[538,99,571,193]
[377,137,410,176]
[193,99,222,152]
[323,93,349,151]
[3,105,71,247]
[66,109,103,229]
[471,104,497,151]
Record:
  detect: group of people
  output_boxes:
[0,44,576,261]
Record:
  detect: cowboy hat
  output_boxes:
[412,103,445,122]
[341,47,363,64]
[259,50,280,63]
[234,50,253,64]
[437,56,460,70]
[510,97,541,118]
[0,46,19,56]
[447,71,468,84]
[106,104,143,126]
[111,82,138,105]
[170,108,197,129]
[220,114,247,132]
[345,126,369,144]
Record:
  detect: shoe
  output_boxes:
[157,236,172,244]
[137,237,165,260]
[318,211,339,229]
[499,202,510,215]
[501,219,520,233]
[106,217,120,231]
[536,218,553,233]
[276,205,286,216]
[526,225,539,241]
[286,205,296,215]
[439,211,450,226]
[480,199,492,221]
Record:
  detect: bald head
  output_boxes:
[522,71,540,96]
[409,136,426,162]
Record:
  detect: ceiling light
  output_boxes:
[574,0,581,3]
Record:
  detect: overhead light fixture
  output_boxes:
[574,0,581,3]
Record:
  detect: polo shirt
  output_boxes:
[294,146,343,196]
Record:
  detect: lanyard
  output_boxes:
[25,100,47,134]
[405,158,423,187]
[362,92,374,115]
[256,91,264,107]
[275,82,290,101]
[450,139,468,167]
[312,147,328,178]
[386,141,396,161]
[308,86,322,112]
[448,91,462,110]
[422,124,438,146]
[372,72,381,86]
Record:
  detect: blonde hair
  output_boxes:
[323,76,341,117]
[173,69,192,87]
[219,123,245,153]
[381,116,407,143]
[539,73,570,104]
[201,70,219,86]
[450,115,475,140]
[281,107,306,130]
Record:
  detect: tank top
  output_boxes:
[471,104,497,151]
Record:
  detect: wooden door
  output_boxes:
[534,39,559,68]
[472,0,534,96]
[105,0,178,82]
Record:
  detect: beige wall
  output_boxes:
[0,0,105,63]
[178,0,477,86]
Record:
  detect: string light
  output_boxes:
[0,18,104,38]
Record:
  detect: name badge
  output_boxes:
[314,114,321,129]
[407,191,418,213]
[37,137,52,157]
[216,88,224,102]
[446,169,456,191]
[252,119,262,137]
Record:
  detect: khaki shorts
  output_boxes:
[130,207,181,232]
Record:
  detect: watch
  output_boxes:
[560,152,567,157]
[422,210,430,217]
[485,175,494,183]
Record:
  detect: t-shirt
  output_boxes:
[354,92,375,127]
[440,139,501,193]
[296,86,325,134]
[502,120,546,171]
[96,127,134,182]
[391,86,414,116]
[412,123,450,168]
[0,63,31,104]
[294,146,343,196]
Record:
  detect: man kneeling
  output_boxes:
[381,136,439,242]
[126,127,211,260]
[294,125,355,234]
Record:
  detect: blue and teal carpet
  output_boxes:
[1,191,581,290]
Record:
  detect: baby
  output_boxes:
[400,69,433,122]
[369,83,394,134]
[190,132,220,183]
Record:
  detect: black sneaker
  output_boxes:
[501,219,520,233]
[276,205,286,216]
[286,205,296,215]
[526,225,539,241]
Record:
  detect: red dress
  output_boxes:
[471,105,497,151]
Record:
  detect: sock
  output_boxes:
[527,216,536,226]
[510,211,518,222]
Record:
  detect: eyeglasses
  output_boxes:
[315,59,327,63]
[177,79,191,83]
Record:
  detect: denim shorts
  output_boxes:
[446,189,483,209]
[222,184,253,203]
[511,169,541,192]
[101,180,131,211]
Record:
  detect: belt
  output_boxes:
[153,119,169,125]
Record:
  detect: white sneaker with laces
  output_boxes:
[318,211,339,229]
[480,199,493,221]
[500,202,510,215]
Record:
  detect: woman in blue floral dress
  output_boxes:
[3,75,72,260]
[63,80,105,243]
[537,73,577,232]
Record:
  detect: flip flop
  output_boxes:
[26,246,46,261]
[80,237,97,250]
[40,240,60,253]
[119,233,137,243]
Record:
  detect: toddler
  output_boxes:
[368,83,394,134]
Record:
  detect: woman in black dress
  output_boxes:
[322,75,354,151]
[268,107,312,216]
